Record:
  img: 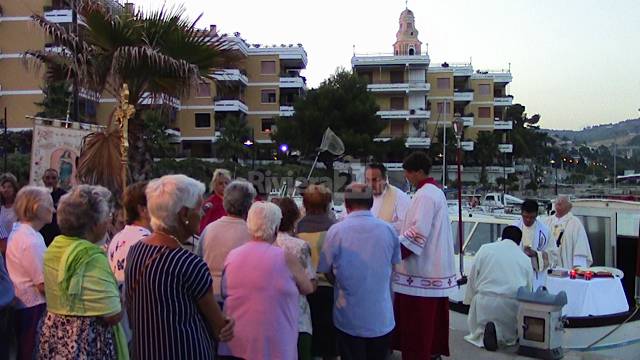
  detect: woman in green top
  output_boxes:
[38,185,128,359]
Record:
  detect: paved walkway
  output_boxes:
[389,329,620,360]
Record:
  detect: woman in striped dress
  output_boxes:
[125,175,234,360]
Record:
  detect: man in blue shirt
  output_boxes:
[318,183,400,360]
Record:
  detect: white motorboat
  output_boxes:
[448,199,640,359]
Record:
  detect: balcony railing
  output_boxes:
[461,141,474,151]
[212,69,248,85]
[214,99,248,113]
[494,95,513,106]
[461,116,474,127]
[279,105,295,117]
[44,8,73,23]
[280,76,305,88]
[405,137,431,149]
[367,81,430,93]
[494,120,513,130]
[377,109,430,119]
[453,90,473,102]
[498,144,513,153]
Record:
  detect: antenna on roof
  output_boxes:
[405,0,408,9]
[352,44,356,56]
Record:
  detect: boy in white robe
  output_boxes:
[513,199,557,289]
[464,225,533,350]
[545,195,593,268]
[365,163,411,234]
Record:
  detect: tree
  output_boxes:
[215,115,250,164]
[36,81,72,119]
[473,131,498,185]
[142,109,176,158]
[273,69,383,166]
[27,2,237,186]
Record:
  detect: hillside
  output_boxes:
[542,118,640,147]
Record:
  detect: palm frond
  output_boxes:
[76,128,125,195]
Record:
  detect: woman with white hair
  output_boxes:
[218,201,314,360]
[125,175,233,360]
[198,180,256,303]
[199,168,231,234]
[5,186,53,359]
[38,185,128,359]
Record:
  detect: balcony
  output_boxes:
[494,120,513,130]
[453,90,473,102]
[405,137,431,149]
[367,82,430,93]
[351,53,430,68]
[461,141,474,151]
[44,8,73,23]
[212,69,248,85]
[461,116,474,127]
[214,99,248,113]
[498,144,513,153]
[494,95,513,106]
[279,105,294,117]
[377,109,430,120]
[279,76,305,88]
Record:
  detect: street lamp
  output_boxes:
[550,159,558,195]
[452,114,466,286]
[243,128,256,169]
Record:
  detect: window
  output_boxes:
[390,97,404,110]
[478,107,491,118]
[390,71,404,84]
[390,121,404,137]
[260,60,276,74]
[261,89,277,103]
[436,102,451,114]
[437,78,451,90]
[464,223,505,255]
[409,47,415,55]
[450,221,476,253]
[197,83,211,97]
[479,84,491,95]
[195,113,211,128]
[261,118,276,133]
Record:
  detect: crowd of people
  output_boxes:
[0,149,594,359]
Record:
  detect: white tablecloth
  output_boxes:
[545,276,629,317]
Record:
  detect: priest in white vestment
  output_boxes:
[545,195,593,268]
[365,163,411,234]
[464,225,533,350]
[392,152,457,359]
[513,199,557,289]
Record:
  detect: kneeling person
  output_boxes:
[464,226,533,351]
[318,183,400,360]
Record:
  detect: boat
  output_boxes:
[448,199,640,359]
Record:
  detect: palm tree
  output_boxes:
[26,1,237,191]
[474,131,499,185]
[215,114,251,164]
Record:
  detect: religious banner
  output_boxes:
[29,119,103,189]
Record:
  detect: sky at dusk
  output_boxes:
[133,0,640,130]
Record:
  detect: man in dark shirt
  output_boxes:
[40,169,67,246]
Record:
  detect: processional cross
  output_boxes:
[114,83,135,192]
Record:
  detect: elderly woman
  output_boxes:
[218,202,314,360]
[297,184,338,360]
[273,197,317,360]
[5,186,53,359]
[0,173,19,253]
[199,168,231,233]
[198,180,255,303]
[38,185,128,359]
[125,175,233,360]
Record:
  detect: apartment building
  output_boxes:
[0,1,306,158]
[351,7,514,154]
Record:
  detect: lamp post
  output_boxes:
[550,159,558,195]
[452,114,467,286]
[1,108,7,172]
[243,128,256,169]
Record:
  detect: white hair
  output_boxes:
[209,168,231,192]
[247,201,282,242]
[146,175,205,231]
[14,186,53,222]
[58,185,112,237]
[223,180,256,218]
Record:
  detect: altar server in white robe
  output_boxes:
[365,163,411,234]
[513,199,557,289]
[545,195,593,268]
[393,152,457,359]
[464,225,533,351]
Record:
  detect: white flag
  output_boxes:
[319,127,345,155]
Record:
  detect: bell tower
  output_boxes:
[393,7,422,56]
